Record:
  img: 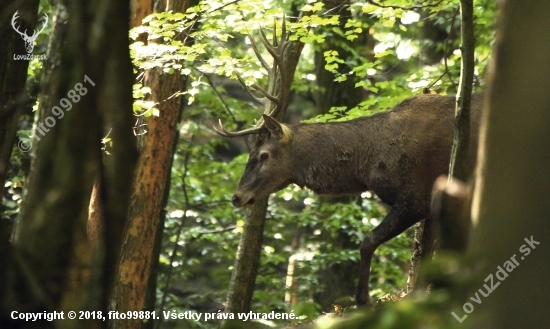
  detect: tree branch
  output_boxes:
[367,0,444,11]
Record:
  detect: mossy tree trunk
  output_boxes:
[469,0,550,327]
[1,0,137,328]
[449,0,475,182]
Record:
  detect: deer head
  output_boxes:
[214,18,294,207]
[12,11,49,53]
[229,115,295,207]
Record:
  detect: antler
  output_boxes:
[214,17,290,138]
[11,11,48,39]
[11,11,27,38]
[32,14,49,39]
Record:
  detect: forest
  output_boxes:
[0,0,549,328]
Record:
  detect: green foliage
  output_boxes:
[143,0,496,326]
[305,252,484,329]
[1,0,497,328]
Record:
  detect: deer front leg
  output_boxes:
[356,207,423,306]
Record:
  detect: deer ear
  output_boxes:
[263,114,282,137]
[263,114,292,143]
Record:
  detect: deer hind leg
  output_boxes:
[356,207,423,306]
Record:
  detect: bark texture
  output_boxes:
[109,1,196,329]
[1,0,137,328]
[449,0,475,181]
[469,0,550,327]
[109,67,183,328]
[225,197,269,312]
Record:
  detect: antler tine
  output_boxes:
[264,97,283,119]
[272,19,278,47]
[11,11,18,27]
[213,119,263,137]
[214,16,289,139]
[35,14,48,36]
[234,71,266,105]
[11,11,26,36]
[258,16,288,121]
[272,15,288,47]
[260,16,289,55]
[258,28,281,59]
[258,25,289,85]
[248,35,271,72]
[254,84,281,105]
[281,15,287,43]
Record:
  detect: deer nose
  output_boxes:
[231,195,241,207]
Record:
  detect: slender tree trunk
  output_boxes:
[409,0,475,293]
[109,66,182,329]
[449,0,475,181]
[109,1,196,328]
[469,1,550,328]
[224,27,305,317]
[406,222,424,293]
[225,198,269,313]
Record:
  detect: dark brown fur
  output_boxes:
[231,93,483,305]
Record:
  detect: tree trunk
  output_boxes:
[313,0,370,115]
[109,1,196,328]
[448,0,475,182]
[1,0,137,328]
[8,4,102,328]
[0,0,40,312]
[224,25,305,318]
[131,0,153,29]
[225,198,269,313]
[406,222,424,293]
[468,1,550,328]
[409,0,475,293]
[0,0,39,237]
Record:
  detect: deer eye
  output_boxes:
[260,153,269,161]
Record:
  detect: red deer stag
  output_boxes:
[215,21,482,306]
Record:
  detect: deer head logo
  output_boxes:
[11,11,48,54]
